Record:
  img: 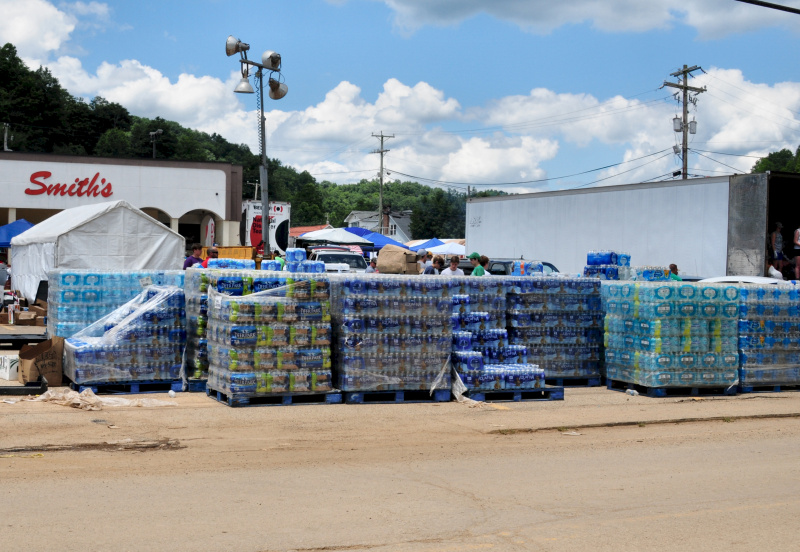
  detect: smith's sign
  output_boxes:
[25,171,114,198]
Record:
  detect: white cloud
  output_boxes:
[0,0,76,62]
[374,0,800,38]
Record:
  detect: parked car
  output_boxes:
[308,247,367,273]
[457,258,559,276]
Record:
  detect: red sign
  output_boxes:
[25,171,113,198]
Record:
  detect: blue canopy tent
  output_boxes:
[0,219,34,248]
[344,227,372,237]
[361,232,409,250]
[408,238,444,252]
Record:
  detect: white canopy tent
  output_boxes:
[298,227,374,246]
[11,200,185,301]
[427,242,466,256]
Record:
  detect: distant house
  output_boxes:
[344,208,413,243]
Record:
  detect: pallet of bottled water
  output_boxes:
[47,269,184,339]
[63,286,187,385]
[738,283,800,391]
[506,276,604,380]
[183,268,330,386]
[584,250,631,280]
[450,276,512,391]
[330,274,454,393]
[204,274,335,403]
[602,281,740,390]
[206,258,256,270]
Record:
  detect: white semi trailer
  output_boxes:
[466,172,799,277]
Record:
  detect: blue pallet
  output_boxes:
[185,379,207,393]
[206,386,342,407]
[465,386,564,402]
[71,380,183,395]
[606,378,737,398]
[344,389,451,404]
[546,376,602,388]
[738,383,800,394]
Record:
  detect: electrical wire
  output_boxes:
[690,148,764,159]
[565,152,674,190]
[692,150,748,173]
[384,148,672,187]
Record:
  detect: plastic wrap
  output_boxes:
[63,286,187,385]
[737,283,800,387]
[506,276,603,380]
[602,281,740,388]
[47,269,185,338]
[204,272,335,399]
[182,268,331,386]
[330,274,454,392]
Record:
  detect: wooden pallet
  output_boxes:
[546,376,602,388]
[606,378,737,398]
[70,380,183,395]
[344,389,451,404]
[206,386,342,407]
[464,385,564,402]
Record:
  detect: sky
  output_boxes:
[3,0,800,194]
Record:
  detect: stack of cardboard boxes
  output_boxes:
[0,297,47,327]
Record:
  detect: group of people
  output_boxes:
[413,249,490,276]
[769,222,800,280]
[183,243,220,270]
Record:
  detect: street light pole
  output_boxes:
[226,36,287,258]
[149,128,163,159]
[257,69,270,256]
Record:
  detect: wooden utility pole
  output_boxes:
[663,65,705,179]
[371,132,394,234]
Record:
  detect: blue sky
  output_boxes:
[3,0,800,193]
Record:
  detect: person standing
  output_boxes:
[793,224,800,280]
[365,258,378,273]
[183,244,204,269]
[423,255,444,275]
[440,256,464,276]
[479,255,491,275]
[668,264,682,281]
[201,246,219,268]
[417,249,428,273]
[771,222,785,272]
[468,252,485,276]
[0,257,8,290]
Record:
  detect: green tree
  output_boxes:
[752,148,796,173]
[95,128,132,157]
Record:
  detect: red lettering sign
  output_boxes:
[25,171,114,198]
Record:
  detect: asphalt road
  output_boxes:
[1,387,799,551]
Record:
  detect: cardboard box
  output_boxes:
[35,316,46,327]
[0,312,7,325]
[14,312,37,326]
[18,337,63,386]
[35,299,48,309]
[377,245,420,274]
[29,305,47,317]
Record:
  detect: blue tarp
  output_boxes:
[0,219,34,248]
[344,227,372,237]
[361,232,409,250]
[409,238,444,252]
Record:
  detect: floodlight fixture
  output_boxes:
[268,77,288,100]
[234,75,254,94]
[262,50,281,71]
[226,35,250,57]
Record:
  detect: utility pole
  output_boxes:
[371,131,394,234]
[663,65,705,179]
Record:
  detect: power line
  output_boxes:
[386,147,672,188]
[690,148,764,159]
[692,150,747,173]
[566,152,674,190]
[732,0,800,16]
